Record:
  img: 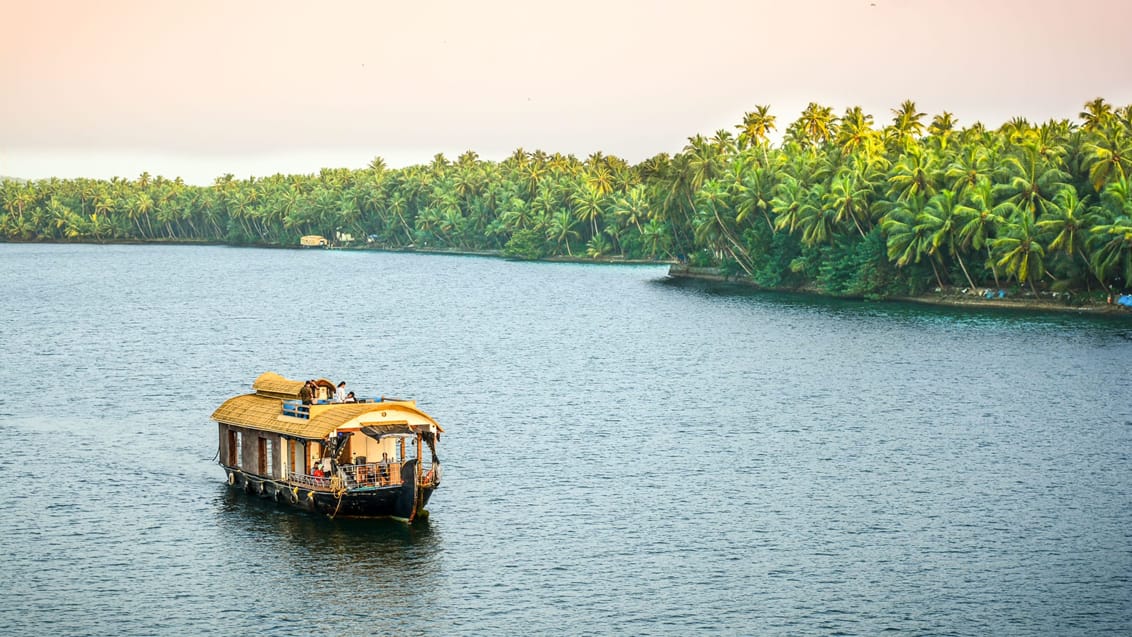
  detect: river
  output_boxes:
[1,243,1129,635]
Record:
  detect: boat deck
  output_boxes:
[288,462,404,490]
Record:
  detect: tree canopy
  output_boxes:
[3,97,1131,298]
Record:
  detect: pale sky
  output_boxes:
[3,0,1131,185]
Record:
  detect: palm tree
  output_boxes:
[795,102,837,147]
[1004,138,1070,217]
[1038,186,1106,288]
[993,207,1046,294]
[927,111,958,151]
[1083,133,1132,192]
[890,100,927,147]
[640,218,670,259]
[920,189,977,289]
[796,183,838,247]
[571,184,605,241]
[771,176,817,236]
[824,170,871,238]
[955,178,1009,287]
[611,184,648,234]
[736,105,776,164]
[944,145,989,198]
[694,179,753,274]
[733,164,777,231]
[881,196,942,287]
[836,106,877,156]
[1089,214,1132,290]
[888,146,938,202]
[1079,98,1114,133]
[546,209,579,256]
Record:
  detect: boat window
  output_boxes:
[264,438,275,478]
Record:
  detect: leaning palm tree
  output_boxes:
[546,209,579,256]
[955,178,1008,287]
[921,189,977,289]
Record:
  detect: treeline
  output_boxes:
[2,97,1130,297]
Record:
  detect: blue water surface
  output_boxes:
[0,243,1129,636]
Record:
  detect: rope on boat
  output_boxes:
[326,475,346,520]
[328,475,348,519]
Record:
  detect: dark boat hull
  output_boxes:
[222,466,434,521]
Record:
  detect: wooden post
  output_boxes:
[415,432,423,487]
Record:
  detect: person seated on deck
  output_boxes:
[312,465,324,478]
[343,391,357,403]
[378,453,391,484]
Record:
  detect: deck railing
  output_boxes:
[340,462,402,488]
[282,401,310,419]
[282,398,386,419]
[288,472,332,488]
[288,463,403,490]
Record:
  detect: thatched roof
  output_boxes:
[212,393,442,440]
[251,372,305,399]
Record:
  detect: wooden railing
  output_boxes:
[340,462,402,487]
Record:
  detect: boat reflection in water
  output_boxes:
[213,372,443,523]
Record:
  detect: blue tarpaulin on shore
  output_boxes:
[1117,295,1132,308]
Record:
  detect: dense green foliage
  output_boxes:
[3,98,1131,296]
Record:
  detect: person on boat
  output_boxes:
[378,452,391,483]
[299,380,313,405]
[344,391,357,403]
[312,465,324,478]
[334,381,347,403]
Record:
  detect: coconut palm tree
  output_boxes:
[824,170,872,238]
[546,209,579,256]
[1079,98,1114,133]
[881,196,942,287]
[889,100,927,148]
[771,176,817,236]
[888,146,938,202]
[927,111,958,151]
[1083,133,1132,192]
[992,207,1046,294]
[836,106,877,157]
[920,189,977,289]
[736,105,776,164]
[1038,186,1107,288]
[795,102,837,147]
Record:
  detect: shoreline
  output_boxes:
[0,237,670,265]
[5,239,1127,316]
[666,265,1131,317]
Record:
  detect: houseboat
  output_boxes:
[212,372,443,522]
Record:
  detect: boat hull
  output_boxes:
[222,467,434,521]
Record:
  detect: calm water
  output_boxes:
[1,243,1129,636]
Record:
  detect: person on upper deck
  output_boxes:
[344,391,357,403]
[334,381,347,403]
[299,380,313,405]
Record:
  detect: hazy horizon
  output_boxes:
[4,0,1131,185]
